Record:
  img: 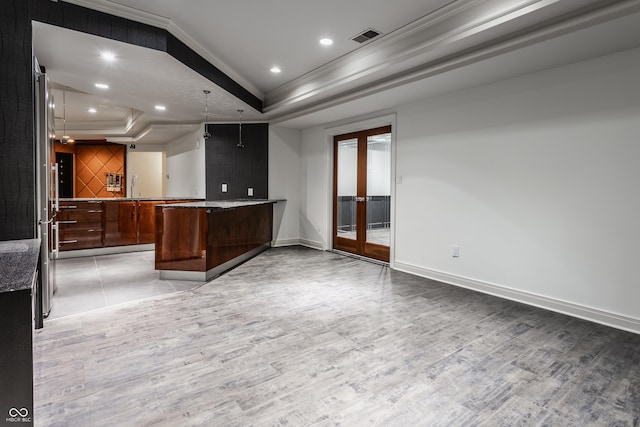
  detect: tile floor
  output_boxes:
[48,251,202,319]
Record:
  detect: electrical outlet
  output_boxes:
[221,183,227,193]
[248,187,254,197]
[452,245,460,258]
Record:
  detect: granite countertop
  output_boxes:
[157,199,285,210]
[60,197,204,202]
[0,239,40,293]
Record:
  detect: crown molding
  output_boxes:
[60,0,264,99]
[264,0,640,118]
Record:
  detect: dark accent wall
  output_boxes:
[0,2,35,240]
[206,124,269,200]
[0,0,263,241]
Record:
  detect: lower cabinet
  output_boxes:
[57,201,104,251]
[104,201,138,247]
[138,201,161,244]
[58,199,196,251]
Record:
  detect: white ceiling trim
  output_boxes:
[264,0,640,119]
[130,123,197,143]
[107,122,200,144]
[59,0,264,99]
[269,0,640,126]
[54,108,143,134]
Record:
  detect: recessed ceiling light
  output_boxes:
[95,83,109,89]
[270,66,281,74]
[101,51,116,61]
[319,38,333,46]
[155,105,166,111]
[88,108,97,113]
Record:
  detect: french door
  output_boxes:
[333,125,391,262]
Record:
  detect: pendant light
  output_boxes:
[237,109,245,148]
[202,90,211,140]
[61,89,73,144]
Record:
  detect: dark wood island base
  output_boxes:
[155,200,281,281]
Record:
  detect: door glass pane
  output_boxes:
[366,133,391,247]
[336,138,358,241]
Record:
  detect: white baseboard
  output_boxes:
[272,238,301,247]
[394,261,640,335]
[299,239,324,250]
[272,238,324,251]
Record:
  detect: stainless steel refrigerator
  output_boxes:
[35,57,58,318]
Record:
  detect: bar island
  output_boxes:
[155,200,282,281]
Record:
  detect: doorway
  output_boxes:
[56,151,74,198]
[333,125,391,262]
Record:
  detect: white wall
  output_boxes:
[126,150,164,198]
[300,126,330,249]
[299,46,640,333]
[165,128,206,198]
[269,126,302,246]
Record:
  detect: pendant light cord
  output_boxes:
[203,90,211,139]
[237,109,244,148]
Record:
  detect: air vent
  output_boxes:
[352,28,382,44]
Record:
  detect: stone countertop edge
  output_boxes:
[59,197,206,202]
[155,199,286,209]
[0,239,40,293]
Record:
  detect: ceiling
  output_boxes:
[33,21,263,145]
[33,0,640,143]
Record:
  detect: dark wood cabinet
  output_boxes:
[57,201,104,251]
[104,201,138,247]
[58,199,199,252]
[155,203,274,278]
[138,201,162,244]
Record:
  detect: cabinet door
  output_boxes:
[104,201,138,246]
[138,201,161,244]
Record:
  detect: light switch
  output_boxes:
[222,183,227,193]
[248,187,254,197]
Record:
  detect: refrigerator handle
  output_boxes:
[52,163,59,212]
[52,222,59,260]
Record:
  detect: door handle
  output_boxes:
[355,197,367,202]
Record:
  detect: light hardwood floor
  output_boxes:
[34,246,640,426]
